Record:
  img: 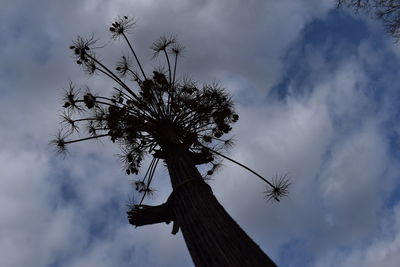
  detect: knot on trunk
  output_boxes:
[127,195,181,234]
[127,202,174,227]
[127,178,211,235]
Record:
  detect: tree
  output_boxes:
[338,0,400,41]
[53,16,290,266]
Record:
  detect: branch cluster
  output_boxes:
[54,16,239,196]
[339,0,400,41]
[54,16,290,205]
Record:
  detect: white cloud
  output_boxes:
[315,204,400,267]
[209,32,400,265]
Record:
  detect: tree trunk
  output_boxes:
[164,146,276,267]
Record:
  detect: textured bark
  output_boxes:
[165,146,277,267]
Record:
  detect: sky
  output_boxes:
[1,0,400,266]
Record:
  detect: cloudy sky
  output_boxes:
[1,0,400,266]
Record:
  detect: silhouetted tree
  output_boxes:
[53,16,290,266]
[338,0,400,41]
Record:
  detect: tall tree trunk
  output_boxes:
[165,146,276,267]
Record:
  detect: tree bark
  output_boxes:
[164,146,276,267]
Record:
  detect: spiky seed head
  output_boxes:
[109,16,136,39]
[83,93,96,109]
[151,35,176,58]
[50,131,70,154]
[264,174,291,202]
